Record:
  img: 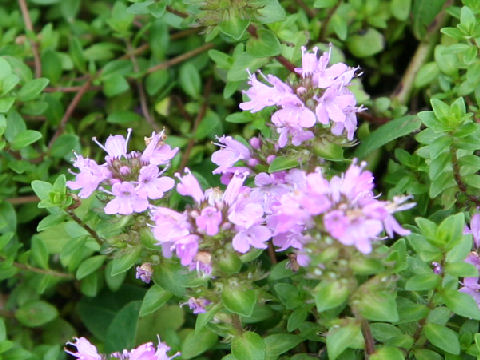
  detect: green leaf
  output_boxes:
[0,97,16,113]
[219,18,250,40]
[179,62,201,98]
[255,0,285,23]
[405,273,440,291]
[76,255,106,280]
[357,291,399,322]
[232,331,266,360]
[442,289,480,320]
[104,261,127,292]
[226,112,253,123]
[11,130,42,150]
[371,346,405,360]
[195,303,222,333]
[354,115,421,158]
[268,156,299,172]
[412,0,446,40]
[314,280,349,312]
[31,237,49,269]
[17,78,49,101]
[246,28,281,58]
[445,261,478,277]
[347,28,384,58]
[264,334,302,359]
[103,74,129,97]
[390,0,411,20]
[412,349,442,360]
[139,285,172,317]
[181,329,218,359]
[107,110,143,125]
[16,300,58,327]
[423,323,460,355]
[105,301,141,353]
[327,322,362,360]
[195,111,222,140]
[414,63,439,88]
[50,134,80,159]
[222,286,257,317]
[111,247,141,276]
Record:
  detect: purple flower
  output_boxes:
[176,168,204,203]
[93,128,132,161]
[175,234,199,267]
[67,155,111,198]
[104,182,149,215]
[211,136,252,175]
[136,263,153,284]
[232,225,271,253]
[151,207,190,244]
[465,213,480,248]
[186,297,211,314]
[141,131,179,166]
[65,337,102,360]
[137,165,175,199]
[113,338,180,360]
[195,206,222,236]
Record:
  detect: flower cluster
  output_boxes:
[65,337,179,360]
[239,47,363,147]
[267,161,414,257]
[150,168,272,272]
[67,129,178,215]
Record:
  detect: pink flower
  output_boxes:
[67,155,111,198]
[141,131,179,166]
[186,297,211,314]
[65,337,101,360]
[176,168,204,203]
[104,182,149,215]
[136,263,153,284]
[137,165,175,199]
[151,207,190,244]
[196,206,222,236]
[175,234,199,266]
[113,338,180,360]
[211,136,252,175]
[93,128,132,161]
[232,225,271,253]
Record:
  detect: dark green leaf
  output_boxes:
[423,323,460,355]
[139,285,172,317]
[181,329,218,359]
[16,301,58,327]
[105,301,141,353]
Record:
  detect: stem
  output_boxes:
[267,241,278,264]
[294,0,318,19]
[391,0,453,105]
[179,77,213,171]
[0,256,73,279]
[48,78,92,150]
[146,43,214,74]
[6,195,39,205]
[66,209,104,244]
[318,1,341,42]
[231,314,243,334]
[18,0,41,77]
[126,40,160,132]
[361,319,375,357]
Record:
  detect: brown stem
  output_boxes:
[146,43,214,74]
[361,319,375,357]
[231,314,243,334]
[179,77,213,171]
[166,6,189,19]
[48,78,92,150]
[66,209,104,244]
[18,0,41,78]
[451,145,480,206]
[318,1,342,42]
[267,241,278,264]
[0,256,73,279]
[295,0,318,18]
[247,24,299,77]
[357,111,389,125]
[126,40,160,132]
[6,195,39,205]
[44,85,102,93]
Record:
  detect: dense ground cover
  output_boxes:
[3,0,480,359]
